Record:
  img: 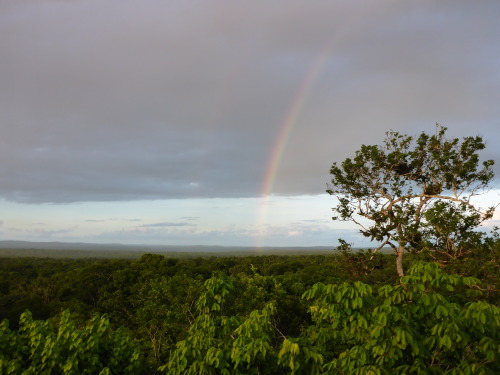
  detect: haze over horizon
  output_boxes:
[1,0,499,247]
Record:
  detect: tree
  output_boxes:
[0,309,142,374]
[162,262,500,374]
[161,274,282,375]
[285,262,500,374]
[327,125,496,276]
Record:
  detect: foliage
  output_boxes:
[327,125,496,276]
[0,309,142,374]
[0,258,129,327]
[292,262,499,374]
[1,253,498,373]
[334,239,394,281]
[440,232,500,305]
[163,261,499,374]
[161,273,282,374]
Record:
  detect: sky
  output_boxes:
[0,0,499,248]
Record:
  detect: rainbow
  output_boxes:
[260,54,329,197]
[256,50,331,247]
[253,5,379,248]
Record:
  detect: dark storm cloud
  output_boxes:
[1,0,499,203]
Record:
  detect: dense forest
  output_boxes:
[0,241,498,374]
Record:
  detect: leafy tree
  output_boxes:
[285,262,500,374]
[0,309,142,374]
[130,274,202,366]
[327,125,496,276]
[162,273,283,374]
[163,262,499,374]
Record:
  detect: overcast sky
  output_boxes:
[1,0,499,247]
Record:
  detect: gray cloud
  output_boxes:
[1,0,499,203]
[140,222,195,228]
[86,218,142,223]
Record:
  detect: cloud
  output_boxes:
[299,219,330,224]
[140,222,195,228]
[180,216,200,221]
[86,218,142,223]
[0,0,498,203]
[78,220,354,247]
[6,226,78,239]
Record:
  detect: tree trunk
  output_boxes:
[396,244,405,277]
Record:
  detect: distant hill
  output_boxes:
[0,240,337,258]
[0,240,220,252]
[0,240,140,251]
